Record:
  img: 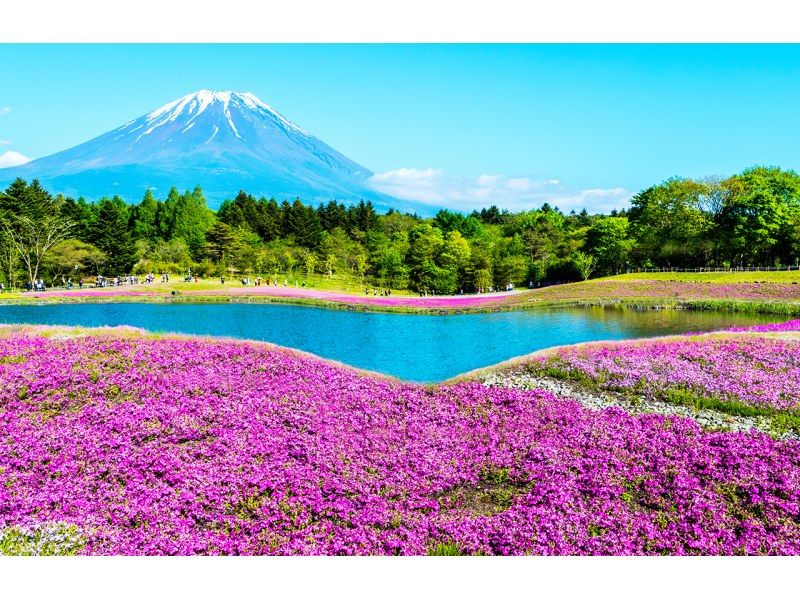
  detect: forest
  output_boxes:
[2,165,800,292]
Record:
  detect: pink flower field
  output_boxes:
[507,279,800,305]
[1,327,800,555]
[25,286,513,309]
[529,324,800,412]
[183,285,515,309]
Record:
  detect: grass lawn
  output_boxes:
[1,272,418,299]
[607,270,800,284]
[156,272,416,295]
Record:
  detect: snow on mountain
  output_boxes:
[0,90,417,211]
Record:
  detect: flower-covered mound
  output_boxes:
[474,278,800,313]
[524,329,800,414]
[1,327,800,555]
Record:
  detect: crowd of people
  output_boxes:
[94,275,143,288]
[368,288,394,297]
[10,271,515,297]
[238,276,297,288]
[25,279,48,292]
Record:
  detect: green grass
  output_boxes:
[607,270,800,284]
[135,272,414,296]
[679,299,800,316]
[0,271,415,298]
[427,541,465,556]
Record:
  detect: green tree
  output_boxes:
[132,190,161,243]
[204,221,236,263]
[715,167,800,266]
[304,252,318,278]
[285,199,323,248]
[584,217,634,275]
[439,230,471,292]
[628,178,713,266]
[91,197,136,274]
[43,239,106,281]
[407,223,444,291]
[171,187,216,257]
[572,251,596,281]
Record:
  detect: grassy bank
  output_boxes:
[5,275,800,316]
[609,271,800,284]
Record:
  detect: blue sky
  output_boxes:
[2,44,799,212]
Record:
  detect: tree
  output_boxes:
[352,253,368,283]
[439,230,471,292]
[584,217,634,275]
[323,253,336,277]
[0,178,57,221]
[522,216,564,282]
[204,221,236,262]
[715,167,800,266]
[43,239,106,281]
[407,223,444,291]
[0,229,20,289]
[572,251,596,281]
[91,197,137,274]
[132,190,161,243]
[304,253,318,278]
[628,178,713,267]
[170,187,216,257]
[1,213,75,286]
[285,199,322,248]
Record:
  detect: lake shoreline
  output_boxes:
[4,290,800,317]
[3,277,800,315]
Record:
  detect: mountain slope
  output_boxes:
[0,90,414,211]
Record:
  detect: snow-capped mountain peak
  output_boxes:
[148,90,306,134]
[117,90,309,144]
[0,89,416,211]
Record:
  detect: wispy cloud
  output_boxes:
[0,107,10,116]
[0,151,30,168]
[369,168,630,214]
[0,139,11,146]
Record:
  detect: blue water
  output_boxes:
[0,303,783,382]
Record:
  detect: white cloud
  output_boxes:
[0,139,11,146]
[0,151,30,168]
[475,174,501,187]
[505,177,535,191]
[0,107,10,116]
[369,167,631,214]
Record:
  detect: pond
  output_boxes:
[0,303,784,382]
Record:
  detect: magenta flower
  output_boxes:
[1,327,799,555]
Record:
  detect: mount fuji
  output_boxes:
[0,90,415,211]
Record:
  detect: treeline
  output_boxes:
[1,165,800,291]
